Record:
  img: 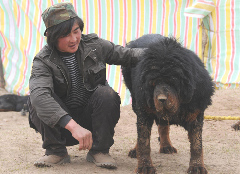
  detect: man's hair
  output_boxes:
[46,17,84,49]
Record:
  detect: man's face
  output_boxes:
[56,22,81,53]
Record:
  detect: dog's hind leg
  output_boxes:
[128,144,137,158]
[158,124,177,154]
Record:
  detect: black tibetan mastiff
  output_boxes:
[122,34,214,174]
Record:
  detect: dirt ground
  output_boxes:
[0,87,239,174]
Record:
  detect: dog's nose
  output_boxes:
[159,99,166,103]
[157,94,167,103]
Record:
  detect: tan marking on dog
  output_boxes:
[143,106,157,115]
[158,125,177,154]
[136,125,156,173]
[188,125,205,172]
[186,110,201,122]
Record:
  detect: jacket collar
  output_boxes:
[49,47,71,68]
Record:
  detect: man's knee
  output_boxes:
[94,85,121,105]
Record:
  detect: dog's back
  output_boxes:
[126,34,164,48]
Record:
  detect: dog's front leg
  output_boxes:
[136,117,156,174]
[187,116,208,174]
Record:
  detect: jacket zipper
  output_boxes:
[48,59,70,96]
[82,49,100,91]
[82,49,92,76]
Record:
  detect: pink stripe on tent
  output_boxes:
[149,0,153,34]
[17,3,20,27]
[118,70,123,94]
[226,0,235,83]
[136,0,140,38]
[174,0,178,37]
[25,0,29,15]
[107,65,111,81]
[111,0,114,41]
[73,0,77,13]
[24,0,32,55]
[37,0,42,31]
[184,17,189,47]
[214,0,220,81]
[26,20,32,54]
[17,49,28,95]
[161,0,166,35]
[98,0,102,38]
[0,31,7,62]
[85,0,89,34]
[198,0,215,6]
[123,0,127,46]
[184,0,190,47]
[195,30,198,55]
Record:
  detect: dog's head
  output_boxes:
[138,37,196,111]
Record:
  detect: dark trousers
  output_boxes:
[28,85,121,156]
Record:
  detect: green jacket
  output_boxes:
[29,33,143,127]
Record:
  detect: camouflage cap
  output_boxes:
[42,2,78,36]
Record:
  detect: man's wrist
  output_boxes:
[57,114,72,128]
[65,119,79,132]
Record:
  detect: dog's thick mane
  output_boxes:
[124,34,214,112]
[139,37,196,104]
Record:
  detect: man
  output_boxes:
[28,2,143,169]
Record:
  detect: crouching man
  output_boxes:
[28,2,142,169]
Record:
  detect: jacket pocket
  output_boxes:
[53,74,68,98]
[87,62,106,89]
[83,52,106,90]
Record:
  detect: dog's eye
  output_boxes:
[150,66,157,69]
[149,80,156,86]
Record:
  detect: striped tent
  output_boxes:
[185,0,240,89]
[0,0,239,106]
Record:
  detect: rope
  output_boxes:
[204,116,240,120]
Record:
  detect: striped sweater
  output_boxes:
[59,52,93,109]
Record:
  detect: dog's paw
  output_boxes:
[187,166,208,174]
[128,149,137,158]
[136,166,156,174]
[160,145,177,154]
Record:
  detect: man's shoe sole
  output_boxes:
[34,155,70,167]
[86,153,117,169]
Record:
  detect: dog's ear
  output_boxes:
[136,76,155,109]
[179,71,195,103]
